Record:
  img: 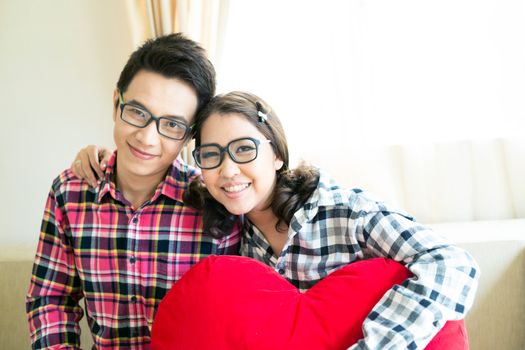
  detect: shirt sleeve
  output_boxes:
[26,186,84,349]
[349,209,479,349]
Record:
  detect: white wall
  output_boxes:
[0,0,133,256]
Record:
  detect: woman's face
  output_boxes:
[199,113,283,219]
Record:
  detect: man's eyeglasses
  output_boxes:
[118,91,193,140]
[192,137,272,169]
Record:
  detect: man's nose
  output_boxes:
[135,120,160,145]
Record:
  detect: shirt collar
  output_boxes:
[158,156,200,202]
[290,169,348,227]
[97,152,199,204]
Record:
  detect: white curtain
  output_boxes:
[125,0,229,56]
[319,138,525,223]
[216,0,525,223]
[121,0,525,223]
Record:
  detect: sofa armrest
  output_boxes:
[430,219,525,350]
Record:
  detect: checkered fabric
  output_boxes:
[27,152,240,349]
[241,170,479,349]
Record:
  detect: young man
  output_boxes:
[26,34,240,349]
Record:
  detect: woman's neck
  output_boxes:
[247,209,289,256]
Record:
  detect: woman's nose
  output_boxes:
[219,153,241,177]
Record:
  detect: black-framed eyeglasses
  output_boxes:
[118,91,193,140]
[192,137,272,169]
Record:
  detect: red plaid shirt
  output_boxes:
[26,152,240,349]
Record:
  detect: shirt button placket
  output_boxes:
[129,212,140,332]
[130,215,139,265]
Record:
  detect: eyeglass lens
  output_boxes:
[122,105,188,140]
[195,138,259,169]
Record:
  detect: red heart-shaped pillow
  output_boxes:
[152,256,467,349]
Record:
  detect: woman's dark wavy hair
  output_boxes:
[184,91,320,238]
[116,33,215,115]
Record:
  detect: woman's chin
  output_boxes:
[223,204,251,217]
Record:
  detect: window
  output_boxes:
[218,0,525,165]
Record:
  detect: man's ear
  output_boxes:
[112,89,119,122]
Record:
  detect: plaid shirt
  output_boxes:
[26,152,240,349]
[240,170,479,349]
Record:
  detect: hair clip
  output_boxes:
[255,102,268,123]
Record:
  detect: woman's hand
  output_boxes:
[71,145,112,187]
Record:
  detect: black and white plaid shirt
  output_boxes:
[240,170,479,349]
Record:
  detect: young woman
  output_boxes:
[71,91,479,349]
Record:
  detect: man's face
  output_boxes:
[112,70,198,183]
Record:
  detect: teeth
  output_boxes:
[223,184,249,193]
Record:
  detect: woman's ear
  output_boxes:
[274,158,284,171]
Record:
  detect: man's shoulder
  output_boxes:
[168,159,201,184]
[50,168,95,200]
[160,160,201,202]
[51,168,85,188]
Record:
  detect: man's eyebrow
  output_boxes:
[126,98,187,121]
[126,98,148,110]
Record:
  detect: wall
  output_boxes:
[0,0,133,257]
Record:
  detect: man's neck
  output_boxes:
[114,167,167,210]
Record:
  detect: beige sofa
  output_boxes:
[429,220,525,350]
[2,219,524,349]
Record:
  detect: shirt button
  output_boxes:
[130,256,136,264]
[131,296,137,303]
[278,269,285,275]
[131,217,138,224]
